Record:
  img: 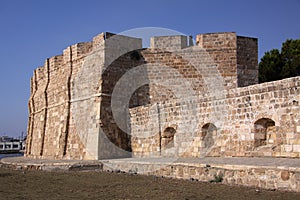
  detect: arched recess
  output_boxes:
[161,127,176,149]
[201,123,217,149]
[254,118,275,148]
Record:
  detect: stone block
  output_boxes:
[293,145,300,152]
[286,133,295,139]
[277,181,290,189]
[254,168,265,175]
[297,126,300,133]
[281,145,293,152]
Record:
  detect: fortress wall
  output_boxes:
[42,55,67,158]
[129,104,161,157]
[97,41,212,158]
[99,49,144,159]
[224,76,300,157]
[27,31,264,160]
[137,45,235,102]
[99,47,211,157]
[27,63,49,157]
[63,43,93,160]
[68,41,106,160]
[130,76,300,158]
[141,49,206,98]
[149,33,252,92]
[97,34,142,159]
[26,40,95,159]
[128,34,258,157]
[103,43,237,158]
[27,32,143,160]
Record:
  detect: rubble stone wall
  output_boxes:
[130,76,300,158]
[102,160,300,192]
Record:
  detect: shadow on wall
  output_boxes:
[100,50,149,152]
[254,118,275,148]
[161,126,176,149]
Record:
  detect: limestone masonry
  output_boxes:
[26,31,300,161]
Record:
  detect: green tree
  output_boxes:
[281,39,300,78]
[259,39,300,83]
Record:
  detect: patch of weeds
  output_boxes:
[209,174,223,183]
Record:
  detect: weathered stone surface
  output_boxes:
[26,31,300,162]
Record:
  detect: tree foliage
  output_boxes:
[259,39,300,83]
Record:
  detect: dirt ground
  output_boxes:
[0,168,299,200]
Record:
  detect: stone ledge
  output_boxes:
[101,157,300,192]
[0,157,103,172]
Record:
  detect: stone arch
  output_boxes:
[201,123,217,149]
[253,113,279,127]
[161,126,176,149]
[254,118,275,148]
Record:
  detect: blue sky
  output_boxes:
[0,0,299,138]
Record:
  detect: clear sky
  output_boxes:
[0,0,299,138]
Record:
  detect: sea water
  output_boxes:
[0,153,23,159]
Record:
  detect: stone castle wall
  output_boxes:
[27,41,94,159]
[130,76,300,158]
[26,32,143,160]
[26,31,299,160]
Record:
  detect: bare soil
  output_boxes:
[0,168,299,200]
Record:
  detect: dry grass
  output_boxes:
[0,167,299,199]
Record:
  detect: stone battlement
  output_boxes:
[150,35,193,51]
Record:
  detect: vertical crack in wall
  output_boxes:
[40,59,50,156]
[26,105,32,155]
[157,103,162,155]
[26,70,38,155]
[63,47,73,156]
